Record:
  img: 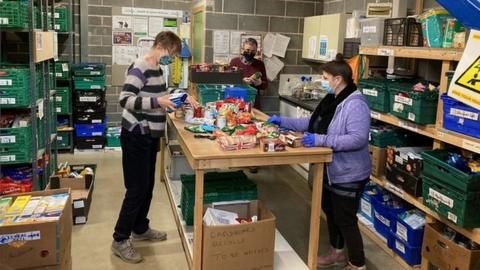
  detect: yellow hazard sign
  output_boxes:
[456,56,480,94]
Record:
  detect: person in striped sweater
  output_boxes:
[112,31,198,264]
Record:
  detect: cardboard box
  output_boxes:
[34,32,55,63]
[370,145,387,177]
[422,222,480,270]
[202,200,276,270]
[48,175,94,225]
[24,239,72,270]
[0,189,72,269]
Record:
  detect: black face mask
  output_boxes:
[243,51,256,61]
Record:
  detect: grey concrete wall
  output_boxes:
[323,0,440,15]
[205,0,324,113]
[86,0,191,125]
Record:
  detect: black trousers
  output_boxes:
[113,128,160,242]
[322,180,367,267]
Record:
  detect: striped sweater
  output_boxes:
[119,58,171,138]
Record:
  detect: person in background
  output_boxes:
[229,38,268,110]
[112,31,198,264]
[269,54,371,270]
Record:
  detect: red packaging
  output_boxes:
[194,107,204,118]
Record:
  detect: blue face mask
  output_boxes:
[160,55,174,65]
[321,80,336,94]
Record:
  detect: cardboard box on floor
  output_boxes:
[24,239,72,270]
[0,189,72,270]
[48,174,94,225]
[422,222,480,270]
[369,145,387,177]
[202,200,276,270]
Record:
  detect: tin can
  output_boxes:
[216,115,226,129]
[185,107,194,122]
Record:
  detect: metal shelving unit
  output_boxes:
[55,0,75,153]
[0,0,58,190]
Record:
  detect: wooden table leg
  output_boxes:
[159,137,166,182]
[308,164,324,269]
[193,169,205,270]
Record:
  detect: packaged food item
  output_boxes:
[217,135,257,151]
[43,194,69,217]
[5,195,31,217]
[260,138,287,152]
[0,197,13,218]
[279,131,304,148]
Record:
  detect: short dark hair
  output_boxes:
[321,53,353,85]
[153,31,182,55]
[244,38,258,48]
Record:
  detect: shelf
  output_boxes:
[163,170,309,270]
[359,46,463,61]
[57,127,74,132]
[357,220,421,270]
[370,111,437,139]
[436,128,480,154]
[370,175,480,245]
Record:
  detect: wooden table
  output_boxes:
[160,110,332,270]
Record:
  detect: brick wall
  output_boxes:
[323,0,440,14]
[204,0,324,113]
[86,0,192,125]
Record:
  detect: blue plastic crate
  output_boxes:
[391,233,422,266]
[373,196,406,240]
[392,212,425,247]
[359,189,379,222]
[75,123,106,137]
[442,94,480,139]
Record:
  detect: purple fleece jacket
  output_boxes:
[281,90,372,184]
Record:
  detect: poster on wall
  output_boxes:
[230,31,243,55]
[137,37,155,58]
[148,17,164,37]
[113,31,133,45]
[213,30,230,55]
[133,17,148,36]
[113,46,138,65]
[112,16,133,30]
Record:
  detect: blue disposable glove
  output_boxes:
[268,115,282,126]
[302,132,319,148]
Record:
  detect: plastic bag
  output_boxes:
[347,55,361,86]
[418,9,451,48]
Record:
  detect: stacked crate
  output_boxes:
[54,61,73,150]
[72,63,107,150]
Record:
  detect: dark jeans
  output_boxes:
[113,127,160,242]
[322,180,368,267]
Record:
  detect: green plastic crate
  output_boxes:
[0,125,33,151]
[73,76,106,90]
[423,175,480,228]
[106,128,121,147]
[38,117,46,150]
[180,171,257,225]
[48,6,70,32]
[0,147,33,165]
[360,79,389,113]
[50,99,57,137]
[0,67,42,108]
[72,63,106,76]
[57,131,71,149]
[421,149,480,192]
[197,84,257,106]
[0,1,30,29]
[55,87,71,114]
[388,83,438,125]
[369,129,407,148]
[55,61,70,80]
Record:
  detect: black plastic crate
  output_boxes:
[74,111,106,124]
[383,18,423,47]
[386,164,423,197]
[74,103,106,114]
[74,90,105,107]
[343,38,361,59]
[75,136,105,150]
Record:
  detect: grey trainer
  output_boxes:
[132,228,167,241]
[111,239,143,264]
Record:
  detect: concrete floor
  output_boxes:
[60,151,403,270]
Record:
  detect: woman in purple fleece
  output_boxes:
[270,54,371,270]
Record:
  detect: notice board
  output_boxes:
[111,7,185,86]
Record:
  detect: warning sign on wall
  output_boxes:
[448,30,480,110]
